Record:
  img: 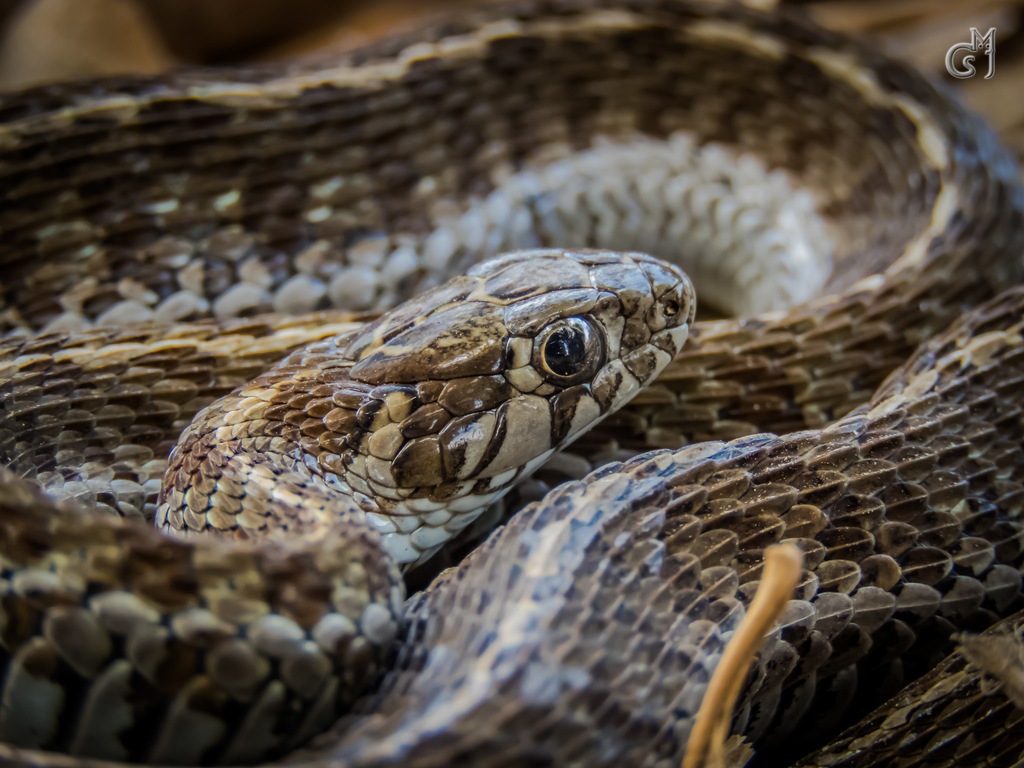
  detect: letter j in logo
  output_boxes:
[946,28,996,80]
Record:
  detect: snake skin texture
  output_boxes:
[795,608,1024,768]
[1,0,1024,766]
[294,288,1024,768]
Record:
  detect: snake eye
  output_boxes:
[534,317,603,385]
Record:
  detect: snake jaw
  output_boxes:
[156,249,694,570]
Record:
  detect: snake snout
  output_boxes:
[634,255,696,370]
[634,253,698,330]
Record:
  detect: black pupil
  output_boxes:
[544,326,586,377]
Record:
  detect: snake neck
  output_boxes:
[152,334,520,568]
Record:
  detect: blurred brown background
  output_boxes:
[0,0,1020,159]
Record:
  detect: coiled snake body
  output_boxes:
[0,1,1023,767]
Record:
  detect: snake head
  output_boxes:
[160,249,693,568]
[339,248,694,564]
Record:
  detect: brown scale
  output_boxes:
[0,1,1022,767]
[790,609,1024,768]
[271,288,1024,768]
[0,248,690,763]
[0,0,1015,460]
[0,468,403,766]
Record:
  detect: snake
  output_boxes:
[0,0,1023,766]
